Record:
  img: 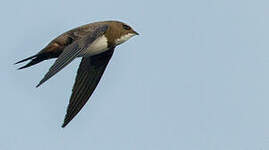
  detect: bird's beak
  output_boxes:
[133,30,139,35]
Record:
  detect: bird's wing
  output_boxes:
[62,48,115,128]
[36,25,109,87]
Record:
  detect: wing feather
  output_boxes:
[62,48,115,127]
[36,25,109,87]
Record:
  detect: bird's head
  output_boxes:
[104,21,139,46]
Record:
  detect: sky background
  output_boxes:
[1,0,269,149]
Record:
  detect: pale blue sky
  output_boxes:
[1,0,269,149]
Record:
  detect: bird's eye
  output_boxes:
[122,24,131,30]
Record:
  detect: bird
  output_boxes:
[15,20,139,127]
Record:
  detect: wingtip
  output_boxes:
[61,124,66,128]
[61,120,68,128]
[61,114,73,128]
[36,78,46,88]
[36,83,41,88]
[36,81,43,88]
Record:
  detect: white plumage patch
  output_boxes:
[115,33,135,45]
[80,33,135,57]
[81,35,109,57]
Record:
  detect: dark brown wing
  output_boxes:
[62,48,115,128]
[36,25,109,87]
[15,22,105,70]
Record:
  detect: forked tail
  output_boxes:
[15,53,48,69]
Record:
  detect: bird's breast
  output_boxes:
[79,35,109,57]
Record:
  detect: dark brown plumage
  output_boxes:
[15,20,138,127]
[62,48,115,127]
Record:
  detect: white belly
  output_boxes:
[79,35,108,57]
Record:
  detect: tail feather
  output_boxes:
[15,45,63,69]
[15,53,49,70]
[14,54,38,64]
[17,57,44,70]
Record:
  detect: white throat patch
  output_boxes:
[115,33,135,45]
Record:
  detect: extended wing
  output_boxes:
[62,48,115,127]
[36,25,109,87]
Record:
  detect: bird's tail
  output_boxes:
[14,53,48,70]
